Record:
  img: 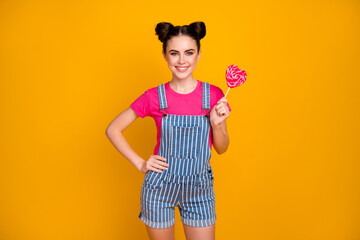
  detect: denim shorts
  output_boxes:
[138,169,216,229]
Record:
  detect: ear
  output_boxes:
[197,50,201,62]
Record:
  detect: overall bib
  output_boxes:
[138,82,216,229]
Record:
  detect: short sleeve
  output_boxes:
[130,90,151,118]
[210,85,232,111]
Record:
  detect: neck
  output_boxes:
[169,76,198,94]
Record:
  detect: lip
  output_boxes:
[175,66,190,73]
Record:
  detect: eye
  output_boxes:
[170,53,177,56]
[186,52,194,55]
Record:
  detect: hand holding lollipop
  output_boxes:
[224,65,247,97]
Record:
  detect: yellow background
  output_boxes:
[0,0,359,239]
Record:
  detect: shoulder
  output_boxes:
[131,85,162,118]
[207,82,226,108]
[209,83,225,96]
[134,85,160,100]
[144,85,159,95]
[132,85,161,105]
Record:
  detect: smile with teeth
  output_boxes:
[175,66,190,72]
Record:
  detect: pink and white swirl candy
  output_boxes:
[226,65,247,88]
[224,65,247,97]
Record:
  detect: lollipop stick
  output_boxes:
[224,87,230,98]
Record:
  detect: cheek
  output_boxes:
[190,55,199,64]
[189,57,198,66]
[167,57,177,66]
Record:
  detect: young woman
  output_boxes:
[106,21,230,240]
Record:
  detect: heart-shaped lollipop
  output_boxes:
[224,65,247,97]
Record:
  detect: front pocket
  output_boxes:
[194,173,214,190]
[170,125,201,159]
[143,174,164,190]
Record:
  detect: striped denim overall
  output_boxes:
[138,82,216,229]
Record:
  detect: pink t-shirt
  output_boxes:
[130,80,231,155]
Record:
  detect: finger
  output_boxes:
[216,105,226,114]
[217,97,227,104]
[215,103,225,110]
[153,155,167,161]
[221,108,229,116]
[156,159,169,167]
[218,101,227,107]
[219,106,228,116]
[217,105,229,113]
[223,111,230,118]
[219,97,228,103]
[154,156,169,167]
[152,162,168,170]
[148,165,163,173]
[147,161,167,173]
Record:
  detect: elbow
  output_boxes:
[105,124,124,137]
[215,146,228,155]
[105,125,117,137]
[214,139,229,155]
[214,144,229,155]
[105,127,112,138]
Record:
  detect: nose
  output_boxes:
[178,54,185,64]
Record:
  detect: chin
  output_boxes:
[174,72,194,80]
[178,76,193,81]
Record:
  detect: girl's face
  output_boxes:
[162,35,201,81]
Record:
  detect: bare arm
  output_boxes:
[210,97,230,154]
[211,120,229,154]
[105,107,169,173]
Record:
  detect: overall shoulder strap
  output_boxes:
[157,84,168,110]
[202,82,210,111]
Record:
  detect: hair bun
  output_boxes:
[189,21,206,40]
[155,22,174,42]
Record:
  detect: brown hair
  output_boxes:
[155,21,206,54]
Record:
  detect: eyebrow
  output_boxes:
[168,49,196,53]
